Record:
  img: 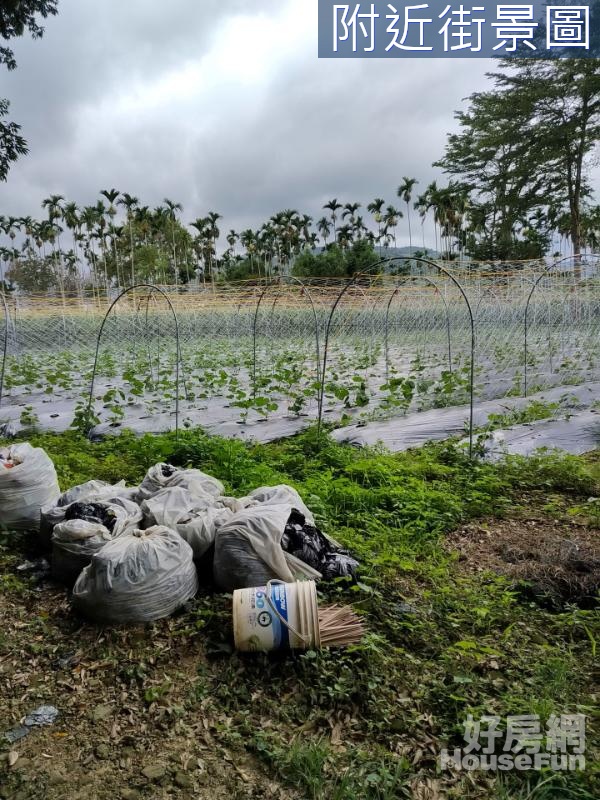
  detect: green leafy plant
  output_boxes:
[379,376,415,412]
[19,405,39,429]
[71,399,100,436]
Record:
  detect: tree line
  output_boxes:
[1,175,598,294]
[0,184,434,293]
[0,3,599,294]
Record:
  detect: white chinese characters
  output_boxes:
[328,2,593,56]
[492,5,538,51]
[386,4,433,51]
[333,4,380,52]
[438,4,486,52]
[547,6,590,48]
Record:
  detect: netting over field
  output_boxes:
[0,255,599,445]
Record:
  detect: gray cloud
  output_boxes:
[0,0,495,248]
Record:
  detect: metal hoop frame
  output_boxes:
[381,275,453,382]
[4,253,598,456]
[252,276,321,399]
[86,284,183,438]
[317,257,476,458]
[524,254,600,397]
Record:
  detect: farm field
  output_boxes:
[2,265,600,451]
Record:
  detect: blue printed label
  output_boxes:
[257,585,290,650]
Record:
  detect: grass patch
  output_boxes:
[0,426,598,798]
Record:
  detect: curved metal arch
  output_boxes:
[325,281,375,359]
[228,298,251,375]
[523,253,600,396]
[473,281,508,320]
[381,275,453,383]
[139,289,191,397]
[0,292,9,410]
[141,290,187,397]
[317,256,476,458]
[252,276,321,399]
[86,284,183,438]
[548,252,600,273]
[137,289,162,388]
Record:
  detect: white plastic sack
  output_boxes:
[41,482,140,547]
[141,486,214,527]
[102,496,143,536]
[141,486,231,558]
[218,495,258,513]
[248,485,315,525]
[177,507,232,559]
[213,504,320,592]
[42,480,124,537]
[0,443,60,531]
[137,463,224,502]
[52,520,112,585]
[72,526,198,623]
[56,480,127,507]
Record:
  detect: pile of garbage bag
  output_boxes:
[281,510,359,582]
[0,445,360,625]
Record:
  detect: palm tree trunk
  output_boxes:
[184,247,192,284]
[172,228,179,288]
[112,237,122,289]
[73,231,84,302]
[129,222,135,286]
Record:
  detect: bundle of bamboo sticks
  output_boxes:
[317,604,365,647]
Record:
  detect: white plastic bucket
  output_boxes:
[233,580,321,652]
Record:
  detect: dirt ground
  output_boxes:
[447,515,599,608]
[1,511,597,800]
[0,575,300,800]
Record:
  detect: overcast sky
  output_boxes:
[0,0,497,247]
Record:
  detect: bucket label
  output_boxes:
[267,584,290,650]
[234,582,310,652]
[251,585,289,650]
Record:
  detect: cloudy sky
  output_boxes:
[0,0,495,247]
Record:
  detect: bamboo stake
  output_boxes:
[317,604,365,647]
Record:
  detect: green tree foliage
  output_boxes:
[0,0,58,180]
[6,254,57,292]
[292,244,346,278]
[125,243,170,285]
[0,98,28,180]
[292,240,379,278]
[345,238,379,275]
[221,257,259,282]
[437,58,600,261]
[581,204,600,251]
[108,212,195,286]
